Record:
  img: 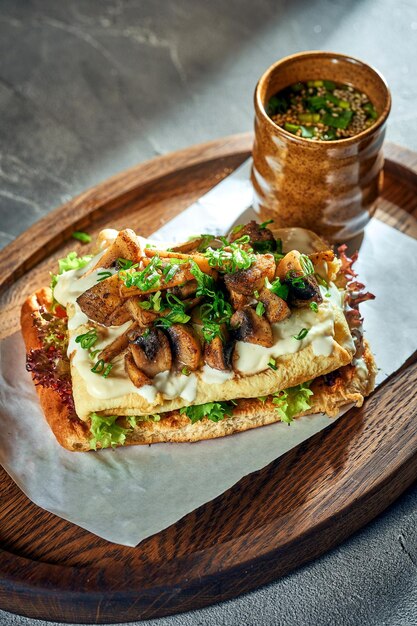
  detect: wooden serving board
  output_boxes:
[0,134,416,624]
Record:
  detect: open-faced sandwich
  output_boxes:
[21,220,376,451]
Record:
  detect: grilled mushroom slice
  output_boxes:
[98,322,138,363]
[228,220,276,253]
[285,273,323,308]
[170,280,198,299]
[130,328,172,377]
[276,250,322,308]
[224,254,275,296]
[275,250,304,280]
[257,287,291,323]
[165,324,202,372]
[228,289,252,310]
[89,229,142,272]
[125,352,152,388]
[76,274,125,326]
[204,334,234,371]
[125,297,158,326]
[231,307,273,347]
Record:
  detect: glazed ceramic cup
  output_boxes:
[251,51,391,242]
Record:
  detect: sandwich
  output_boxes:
[21,220,376,451]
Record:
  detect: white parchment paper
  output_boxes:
[1,160,417,546]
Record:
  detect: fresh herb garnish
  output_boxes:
[199,292,233,342]
[204,238,255,273]
[268,357,278,371]
[265,276,289,301]
[120,256,162,290]
[117,258,136,270]
[299,254,314,276]
[293,328,309,341]
[97,271,113,282]
[72,231,92,244]
[91,359,113,378]
[180,401,234,424]
[259,219,274,229]
[181,366,190,376]
[256,301,265,316]
[75,329,98,350]
[309,302,319,312]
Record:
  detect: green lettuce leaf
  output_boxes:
[50,251,93,292]
[89,413,130,450]
[272,382,314,424]
[180,401,234,424]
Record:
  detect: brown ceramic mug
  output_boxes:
[251,51,391,242]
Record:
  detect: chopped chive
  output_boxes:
[309,302,319,312]
[97,271,113,282]
[268,357,278,371]
[259,219,274,229]
[293,328,309,341]
[72,231,92,244]
[255,301,265,316]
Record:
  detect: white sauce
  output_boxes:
[235,304,336,375]
[353,357,369,380]
[200,365,235,384]
[153,370,197,401]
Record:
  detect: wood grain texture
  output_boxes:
[0,134,416,623]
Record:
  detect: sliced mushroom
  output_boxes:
[125,352,152,388]
[108,302,133,326]
[170,280,198,299]
[204,334,234,371]
[257,287,291,323]
[286,273,323,308]
[165,324,202,372]
[230,307,273,347]
[98,323,138,363]
[125,298,158,326]
[228,220,276,253]
[76,274,125,326]
[228,289,252,310]
[130,328,172,377]
[275,250,304,280]
[88,229,142,273]
[224,254,276,296]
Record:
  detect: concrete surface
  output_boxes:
[0,0,416,624]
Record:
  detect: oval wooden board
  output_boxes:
[0,134,416,624]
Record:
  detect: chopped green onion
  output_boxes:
[293,328,309,341]
[97,271,113,282]
[268,357,277,371]
[309,302,319,312]
[259,219,274,229]
[75,329,98,350]
[72,231,92,244]
[181,366,190,376]
[265,276,289,301]
[255,302,265,316]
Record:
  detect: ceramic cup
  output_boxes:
[251,51,391,241]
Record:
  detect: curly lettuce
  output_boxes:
[272,382,313,423]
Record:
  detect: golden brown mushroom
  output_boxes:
[230,307,273,347]
[165,324,202,372]
[124,352,152,388]
[130,329,172,377]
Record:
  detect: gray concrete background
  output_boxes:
[0,0,416,624]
